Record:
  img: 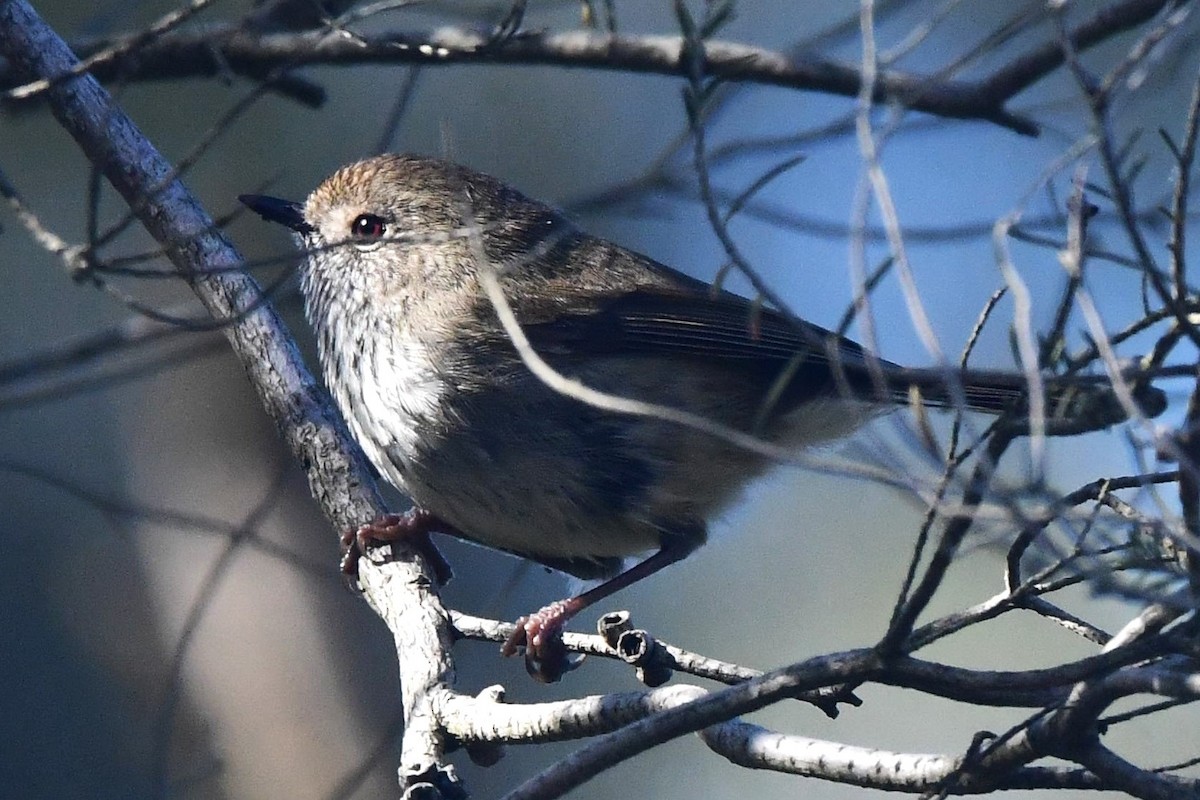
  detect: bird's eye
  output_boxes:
[350,213,387,240]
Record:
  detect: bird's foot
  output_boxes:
[501,598,586,682]
[341,508,454,588]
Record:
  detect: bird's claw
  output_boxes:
[340,509,454,588]
[501,600,585,682]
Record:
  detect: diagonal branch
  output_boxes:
[0,0,457,793]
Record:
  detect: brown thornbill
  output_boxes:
[241,154,1164,681]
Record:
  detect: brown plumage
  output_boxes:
[241,154,1162,680]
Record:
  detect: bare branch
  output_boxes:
[0,2,457,793]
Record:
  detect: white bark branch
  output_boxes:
[0,1,458,793]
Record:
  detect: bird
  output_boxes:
[240,154,1162,681]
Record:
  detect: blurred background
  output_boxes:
[2,1,1198,798]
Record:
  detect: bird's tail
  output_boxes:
[868,366,1166,427]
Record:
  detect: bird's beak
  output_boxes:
[238,194,314,234]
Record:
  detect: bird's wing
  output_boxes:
[516,285,900,409]
[525,288,871,363]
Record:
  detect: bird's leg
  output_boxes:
[342,508,455,587]
[502,538,697,682]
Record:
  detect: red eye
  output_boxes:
[351,213,386,239]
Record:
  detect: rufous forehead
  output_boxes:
[301,155,468,232]
[306,160,383,214]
